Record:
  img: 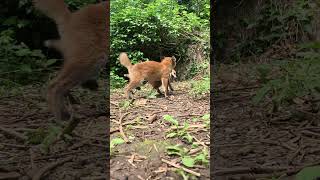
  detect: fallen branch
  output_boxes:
[119,112,130,143]
[161,158,200,177]
[110,117,141,134]
[148,114,158,123]
[32,157,73,180]
[0,126,27,141]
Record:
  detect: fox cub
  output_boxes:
[119,52,176,99]
[33,0,108,121]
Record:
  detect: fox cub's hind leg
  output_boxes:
[161,78,170,98]
[124,80,141,99]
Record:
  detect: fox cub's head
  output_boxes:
[161,56,176,68]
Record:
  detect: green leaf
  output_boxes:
[163,115,179,126]
[20,64,32,73]
[166,144,185,156]
[201,114,210,121]
[252,85,271,105]
[296,166,320,180]
[15,48,31,57]
[44,59,59,67]
[183,133,193,143]
[194,153,209,165]
[110,137,125,148]
[166,132,177,138]
[182,156,195,167]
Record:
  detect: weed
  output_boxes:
[119,100,132,110]
[146,89,158,99]
[296,166,320,180]
[253,53,320,111]
[189,77,210,98]
[110,137,125,156]
[110,71,127,89]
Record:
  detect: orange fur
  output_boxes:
[33,0,108,122]
[119,52,176,99]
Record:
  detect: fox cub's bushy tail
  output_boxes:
[119,52,133,69]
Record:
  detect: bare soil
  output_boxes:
[110,81,210,180]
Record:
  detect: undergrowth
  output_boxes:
[189,77,210,98]
[253,41,320,112]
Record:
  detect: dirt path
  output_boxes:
[110,81,210,180]
[213,64,320,179]
[0,81,108,180]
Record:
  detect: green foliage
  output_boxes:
[163,115,194,144]
[0,29,49,87]
[253,44,320,111]
[110,71,127,89]
[256,64,272,84]
[232,0,315,59]
[110,0,209,77]
[187,61,209,79]
[40,124,63,154]
[179,0,210,19]
[146,89,158,99]
[110,137,125,149]
[0,0,102,89]
[201,113,210,128]
[166,144,209,177]
[296,166,320,180]
[189,77,210,98]
[26,128,47,144]
[119,99,132,110]
[163,114,179,126]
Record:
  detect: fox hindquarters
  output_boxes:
[119,52,176,99]
[124,69,176,93]
[34,0,108,122]
[45,39,99,91]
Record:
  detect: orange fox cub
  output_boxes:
[33,0,108,122]
[119,52,176,99]
[124,69,176,92]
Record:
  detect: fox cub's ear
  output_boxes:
[172,56,176,62]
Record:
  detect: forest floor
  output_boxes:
[0,80,108,180]
[0,79,210,180]
[110,81,210,180]
[213,63,320,179]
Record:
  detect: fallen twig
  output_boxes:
[119,112,130,143]
[32,156,73,180]
[0,126,27,141]
[161,158,200,177]
[148,114,158,123]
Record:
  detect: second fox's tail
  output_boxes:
[33,0,71,29]
[119,52,132,69]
